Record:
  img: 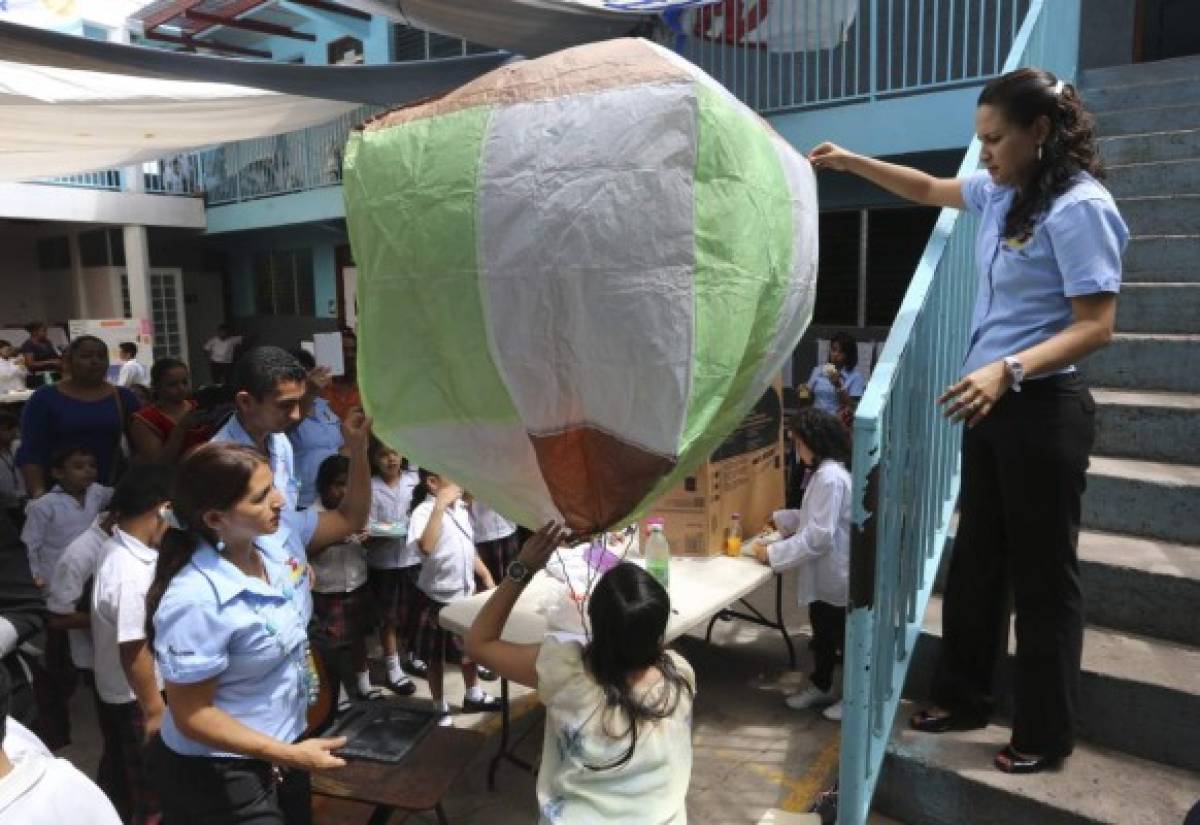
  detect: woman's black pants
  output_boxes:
[152,736,312,825]
[931,374,1095,758]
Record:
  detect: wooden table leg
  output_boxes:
[436,802,449,825]
[367,805,395,825]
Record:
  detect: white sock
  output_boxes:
[434,698,450,714]
[356,671,372,695]
[386,655,407,683]
[465,686,485,702]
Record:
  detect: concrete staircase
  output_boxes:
[873,55,1200,824]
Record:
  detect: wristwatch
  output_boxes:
[1003,356,1025,392]
[506,559,535,586]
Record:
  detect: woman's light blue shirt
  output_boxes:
[806,366,866,415]
[959,170,1128,376]
[288,397,344,510]
[153,507,318,758]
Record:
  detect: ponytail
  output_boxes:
[143,442,265,645]
[408,468,433,515]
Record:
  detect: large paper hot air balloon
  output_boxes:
[344,37,817,534]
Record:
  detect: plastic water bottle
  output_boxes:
[644,519,670,590]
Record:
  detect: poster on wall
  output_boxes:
[68,318,153,380]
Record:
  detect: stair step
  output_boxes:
[907,597,1200,772]
[1123,235,1200,279]
[935,526,1200,646]
[1081,333,1200,393]
[1093,388,1200,464]
[1101,128,1200,165]
[1097,104,1200,139]
[1107,158,1200,197]
[1073,529,1200,647]
[1084,455,1200,545]
[1117,193,1200,235]
[1115,282,1200,333]
[875,701,1200,825]
[1087,76,1200,113]
[1081,54,1200,89]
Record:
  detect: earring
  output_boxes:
[216,537,226,552]
[1037,144,1043,161]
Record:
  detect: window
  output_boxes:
[811,206,939,328]
[78,228,125,267]
[82,22,110,41]
[391,24,495,61]
[253,249,315,316]
[327,36,363,65]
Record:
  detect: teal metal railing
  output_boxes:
[669,0,1032,114]
[38,157,203,196]
[198,105,380,206]
[836,1,1080,822]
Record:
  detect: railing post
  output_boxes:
[869,0,878,100]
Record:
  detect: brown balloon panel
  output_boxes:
[528,425,677,534]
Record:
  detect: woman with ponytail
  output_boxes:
[809,68,1128,773]
[466,524,696,824]
[145,409,372,824]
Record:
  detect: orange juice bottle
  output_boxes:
[725,513,743,556]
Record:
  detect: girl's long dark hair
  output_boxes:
[144,443,265,645]
[583,562,694,771]
[408,467,433,515]
[978,67,1104,241]
[790,407,852,468]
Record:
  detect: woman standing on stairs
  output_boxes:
[809,67,1128,774]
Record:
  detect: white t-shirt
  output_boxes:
[203,335,242,364]
[0,720,121,825]
[0,357,26,394]
[409,497,476,603]
[535,638,695,825]
[116,360,148,388]
[45,521,111,670]
[367,473,421,569]
[21,484,113,583]
[90,528,162,705]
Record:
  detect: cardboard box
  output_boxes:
[648,377,786,556]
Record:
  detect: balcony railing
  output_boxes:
[668,0,1032,114]
[197,105,379,206]
[37,157,203,196]
[836,1,1081,822]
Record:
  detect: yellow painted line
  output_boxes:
[781,731,841,812]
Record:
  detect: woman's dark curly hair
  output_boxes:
[978,67,1104,241]
[790,407,851,468]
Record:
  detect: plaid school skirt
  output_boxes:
[367,565,421,634]
[311,584,376,649]
[410,589,469,666]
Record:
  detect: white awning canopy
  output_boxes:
[0,59,360,182]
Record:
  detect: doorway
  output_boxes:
[1138,0,1200,62]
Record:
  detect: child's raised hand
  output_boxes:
[341,409,372,448]
[435,482,463,508]
[517,521,573,573]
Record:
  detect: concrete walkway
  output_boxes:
[58,621,865,824]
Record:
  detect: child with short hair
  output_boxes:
[365,441,423,694]
[408,470,501,725]
[90,464,174,824]
[310,454,377,701]
[22,445,112,749]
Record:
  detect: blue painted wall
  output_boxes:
[210,223,344,321]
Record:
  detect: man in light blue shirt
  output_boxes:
[211,347,307,511]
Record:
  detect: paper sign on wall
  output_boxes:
[313,332,345,377]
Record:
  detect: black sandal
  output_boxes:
[993,745,1064,774]
[909,708,986,733]
[385,677,417,697]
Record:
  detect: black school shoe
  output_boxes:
[461,692,502,713]
[476,666,499,682]
[402,658,429,679]
[385,676,418,697]
[993,745,1066,774]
